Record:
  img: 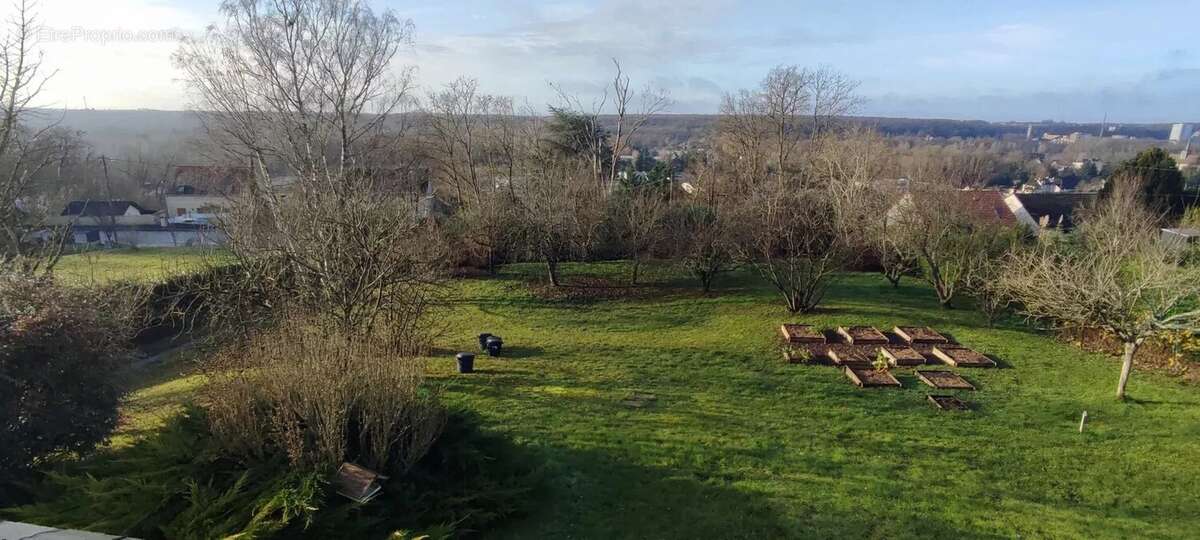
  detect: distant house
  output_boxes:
[46,198,226,248]
[56,200,157,224]
[888,189,1095,235]
[1015,192,1097,231]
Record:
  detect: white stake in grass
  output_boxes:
[1079,411,1088,433]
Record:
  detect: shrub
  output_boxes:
[203,319,446,472]
[7,407,540,539]
[0,276,143,493]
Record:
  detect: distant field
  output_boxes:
[53,247,225,284]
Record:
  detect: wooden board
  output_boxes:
[927,394,970,410]
[931,346,996,368]
[893,326,950,344]
[916,370,976,390]
[844,366,902,388]
[836,326,890,345]
[779,323,825,344]
[826,345,874,368]
[881,346,926,367]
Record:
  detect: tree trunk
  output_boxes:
[630,258,641,285]
[1116,340,1138,400]
[546,259,561,287]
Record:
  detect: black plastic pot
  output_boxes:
[477,333,493,351]
[485,336,503,357]
[456,352,475,373]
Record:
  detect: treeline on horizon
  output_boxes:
[30,108,1175,156]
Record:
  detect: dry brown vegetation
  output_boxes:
[203,320,444,471]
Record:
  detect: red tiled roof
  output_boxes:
[949,190,1017,225]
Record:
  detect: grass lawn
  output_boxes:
[115,262,1200,539]
[52,247,223,284]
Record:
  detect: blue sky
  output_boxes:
[22,0,1200,122]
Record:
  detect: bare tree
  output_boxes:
[717,89,769,185]
[511,117,605,286]
[806,65,862,140]
[0,0,68,275]
[998,177,1200,399]
[175,0,444,341]
[610,184,667,284]
[735,178,851,313]
[425,78,519,272]
[605,59,670,189]
[891,186,1020,308]
[174,0,416,185]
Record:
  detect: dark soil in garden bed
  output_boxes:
[844,366,902,388]
[927,394,971,410]
[893,326,950,344]
[916,370,976,390]
[837,326,890,345]
[881,346,926,367]
[931,346,997,368]
[826,345,875,368]
[780,324,825,344]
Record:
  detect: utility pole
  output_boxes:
[101,155,119,246]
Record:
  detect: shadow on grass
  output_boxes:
[499,443,791,537]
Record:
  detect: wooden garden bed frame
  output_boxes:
[780,324,825,344]
[931,346,997,368]
[893,326,950,344]
[844,366,902,388]
[826,346,874,368]
[927,394,970,410]
[916,370,976,390]
[880,346,926,367]
[836,326,890,345]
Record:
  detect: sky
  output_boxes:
[15,0,1200,123]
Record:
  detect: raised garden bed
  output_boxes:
[836,326,889,345]
[931,346,996,368]
[826,345,874,368]
[780,324,825,344]
[844,366,902,388]
[916,370,976,390]
[893,326,950,344]
[927,394,970,410]
[881,346,926,367]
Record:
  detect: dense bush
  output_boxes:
[6,407,541,539]
[203,320,446,472]
[0,276,142,495]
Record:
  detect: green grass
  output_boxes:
[109,348,206,448]
[109,262,1200,538]
[53,247,223,284]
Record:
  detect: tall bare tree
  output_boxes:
[806,65,862,140]
[998,177,1200,399]
[175,0,443,339]
[0,0,67,275]
[174,0,416,186]
[605,59,670,190]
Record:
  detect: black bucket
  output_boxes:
[478,333,493,351]
[485,336,503,357]
[456,352,475,373]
